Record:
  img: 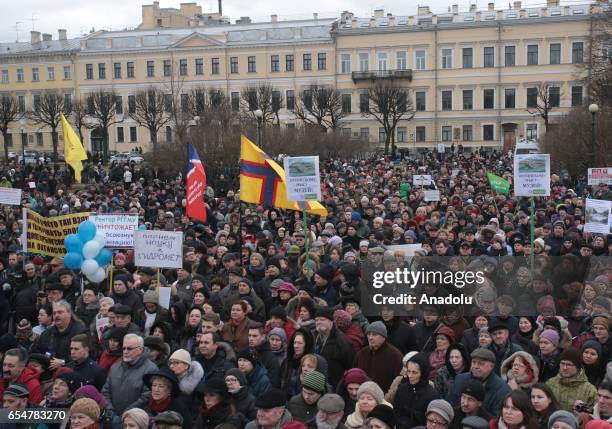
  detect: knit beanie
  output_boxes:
[237,348,258,366]
[169,349,192,366]
[74,385,108,409]
[225,368,247,386]
[539,329,560,348]
[356,381,384,404]
[333,309,352,332]
[302,370,326,394]
[548,410,578,429]
[580,340,603,357]
[343,368,369,385]
[559,348,583,370]
[70,398,101,421]
[15,319,32,340]
[592,316,610,330]
[143,289,159,304]
[268,328,288,345]
[57,371,86,394]
[365,321,388,338]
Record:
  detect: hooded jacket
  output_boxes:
[246,363,272,397]
[546,369,598,412]
[500,351,539,392]
[177,360,204,395]
[0,367,44,404]
[434,343,470,397]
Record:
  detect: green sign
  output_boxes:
[487,173,510,195]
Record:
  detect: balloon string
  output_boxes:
[108,260,114,295]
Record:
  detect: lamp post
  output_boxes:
[588,103,598,167]
[254,109,263,147]
[19,117,26,163]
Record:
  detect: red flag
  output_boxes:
[186,144,207,223]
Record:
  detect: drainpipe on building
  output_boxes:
[497,21,503,149]
[433,26,438,146]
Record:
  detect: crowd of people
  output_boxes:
[0,148,610,429]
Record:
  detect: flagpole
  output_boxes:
[238,201,243,267]
[302,210,309,263]
[530,197,535,272]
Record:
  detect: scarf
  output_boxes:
[200,400,225,416]
[148,396,172,413]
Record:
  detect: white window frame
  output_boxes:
[359,53,369,72]
[526,43,540,66]
[340,54,351,73]
[377,52,388,71]
[415,50,426,70]
[483,46,495,67]
[396,51,407,70]
[548,41,563,64]
[441,48,453,69]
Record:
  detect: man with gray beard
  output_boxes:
[312,394,348,429]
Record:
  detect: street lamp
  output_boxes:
[588,103,598,167]
[254,109,263,147]
[19,117,26,163]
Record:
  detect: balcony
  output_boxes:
[351,69,413,83]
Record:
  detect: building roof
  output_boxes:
[0,39,80,58]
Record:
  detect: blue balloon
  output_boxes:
[95,248,113,267]
[78,221,97,243]
[64,252,83,270]
[64,234,83,253]
[138,224,147,230]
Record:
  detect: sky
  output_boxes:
[0,0,580,43]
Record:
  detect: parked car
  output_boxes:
[128,153,144,164]
[110,152,130,163]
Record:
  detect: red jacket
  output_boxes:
[0,367,43,404]
[98,350,122,374]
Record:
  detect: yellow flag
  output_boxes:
[60,113,88,183]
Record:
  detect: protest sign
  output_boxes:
[387,244,424,258]
[413,174,432,186]
[584,199,612,234]
[284,156,322,201]
[424,190,441,202]
[158,287,172,310]
[91,214,139,248]
[0,188,22,205]
[134,230,183,269]
[513,154,550,196]
[23,209,91,256]
[437,143,445,153]
[588,168,612,186]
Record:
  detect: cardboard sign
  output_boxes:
[584,198,612,234]
[284,156,322,201]
[424,190,441,202]
[413,174,432,186]
[588,168,612,186]
[91,214,139,248]
[437,144,445,154]
[0,187,22,205]
[387,244,424,258]
[513,154,550,197]
[134,230,183,269]
[23,209,91,256]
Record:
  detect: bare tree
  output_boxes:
[70,98,93,147]
[27,92,70,161]
[526,83,559,133]
[87,90,122,163]
[240,83,280,124]
[586,9,612,107]
[366,81,415,157]
[129,87,171,156]
[293,85,346,131]
[0,95,22,161]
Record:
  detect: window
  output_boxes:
[303,54,312,71]
[195,58,203,75]
[527,45,538,65]
[318,53,327,70]
[342,128,351,138]
[33,94,40,112]
[415,50,426,70]
[379,128,387,143]
[32,68,39,82]
[342,94,351,113]
[1,70,7,83]
[128,95,136,114]
[393,127,405,142]
[463,90,473,110]
[286,55,294,72]
[113,63,121,79]
[272,91,281,112]
[178,59,187,76]
[129,126,137,142]
[341,54,351,73]
[359,93,369,113]
[571,86,582,106]
[86,96,94,114]
[17,96,25,113]
[442,48,453,69]
[47,67,55,81]
[442,90,452,110]
[572,42,584,64]
[127,62,134,78]
[484,47,495,67]
[21,133,27,149]
[17,68,24,82]
[462,48,473,68]
[248,56,256,73]
[483,125,494,140]
[482,89,495,109]
[231,92,240,112]
[147,61,155,77]
[194,90,205,113]
[286,90,295,110]
[526,87,538,108]
[526,123,538,140]
[415,91,426,111]
[112,95,122,115]
[230,57,239,74]
[377,52,388,71]
[442,126,452,141]
[463,125,473,141]
[360,128,369,140]
[64,93,72,111]
[359,53,369,72]
[396,51,407,70]
[210,58,218,75]
[165,126,172,143]
[271,55,279,72]
[416,126,426,142]
[550,43,561,64]
[163,60,171,77]
[505,88,515,108]
[549,86,560,107]
[4,134,11,147]
[303,90,312,110]
[180,94,189,112]
[63,66,71,80]
[117,127,124,143]
[97,63,105,79]
[505,46,516,66]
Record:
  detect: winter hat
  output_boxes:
[15,319,32,340]
[278,282,298,296]
[559,348,583,370]
[74,385,108,409]
[537,295,557,315]
[343,368,369,385]
[57,371,86,394]
[270,306,288,322]
[225,368,247,386]
[302,370,326,394]
[462,416,490,429]
[470,348,496,364]
[580,340,603,357]
[169,349,192,366]
[593,297,611,312]
[540,329,560,348]
[461,379,485,402]
[351,212,362,222]
[356,381,384,404]
[0,333,17,353]
[270,279,285,290]
[315,306,335,321]
[592,315,610,330]
[28,353,51,372]
[585,421,612,429]
[287,245,301,255]
[4,384,29,398]
[366,321,388,338]
[316,264,335,282]
[143,290,159,304]
[255,388,286,409]
[426,399,454,424]
[317,393,345,413]
[434,326,456,343]
[70,398,101,422]
[268,327,288,345]
[548,410,578,429]
[237,348,258,366]
[333,309,353,332]
[144,336,170,355]
[367,404,396,429]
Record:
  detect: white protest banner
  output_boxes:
[134,230,183,269]
[283,156,322,201]
[0,187,21,205]
[424,190,441,202]
[158,287,172,310]
[413,174,432,186]
[513,154,550,196]
[588,168,612,186]
[387,244,423,258]
[451,169,460,177]
[91,214,139,248]
[584,199,612,234]
[437,144,445,154]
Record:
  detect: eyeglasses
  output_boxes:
[560,361,576,367]
[225,377,239,383]
[427,418,448,427]
[122,346,140,351]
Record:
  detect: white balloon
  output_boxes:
[93,232,106,248]
[87,267,106,284]
[81,259,99,276]
[82,240,102,259]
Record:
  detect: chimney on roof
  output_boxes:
[374,9,384,18]
[218,0,222,15]
[58,29,67,40]
[313,12,318,20]
[488,3,495,10]
[452,4,459,14]
[513,1,522,8]
[546,0,559,6]
[30,31,41,44]
[271,14,278,22]
[42,33,52,41]
[469,4,477,12]
[418,6,431,15]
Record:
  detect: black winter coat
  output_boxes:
[394,354,440,429]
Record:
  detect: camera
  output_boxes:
[574,403,593,414]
